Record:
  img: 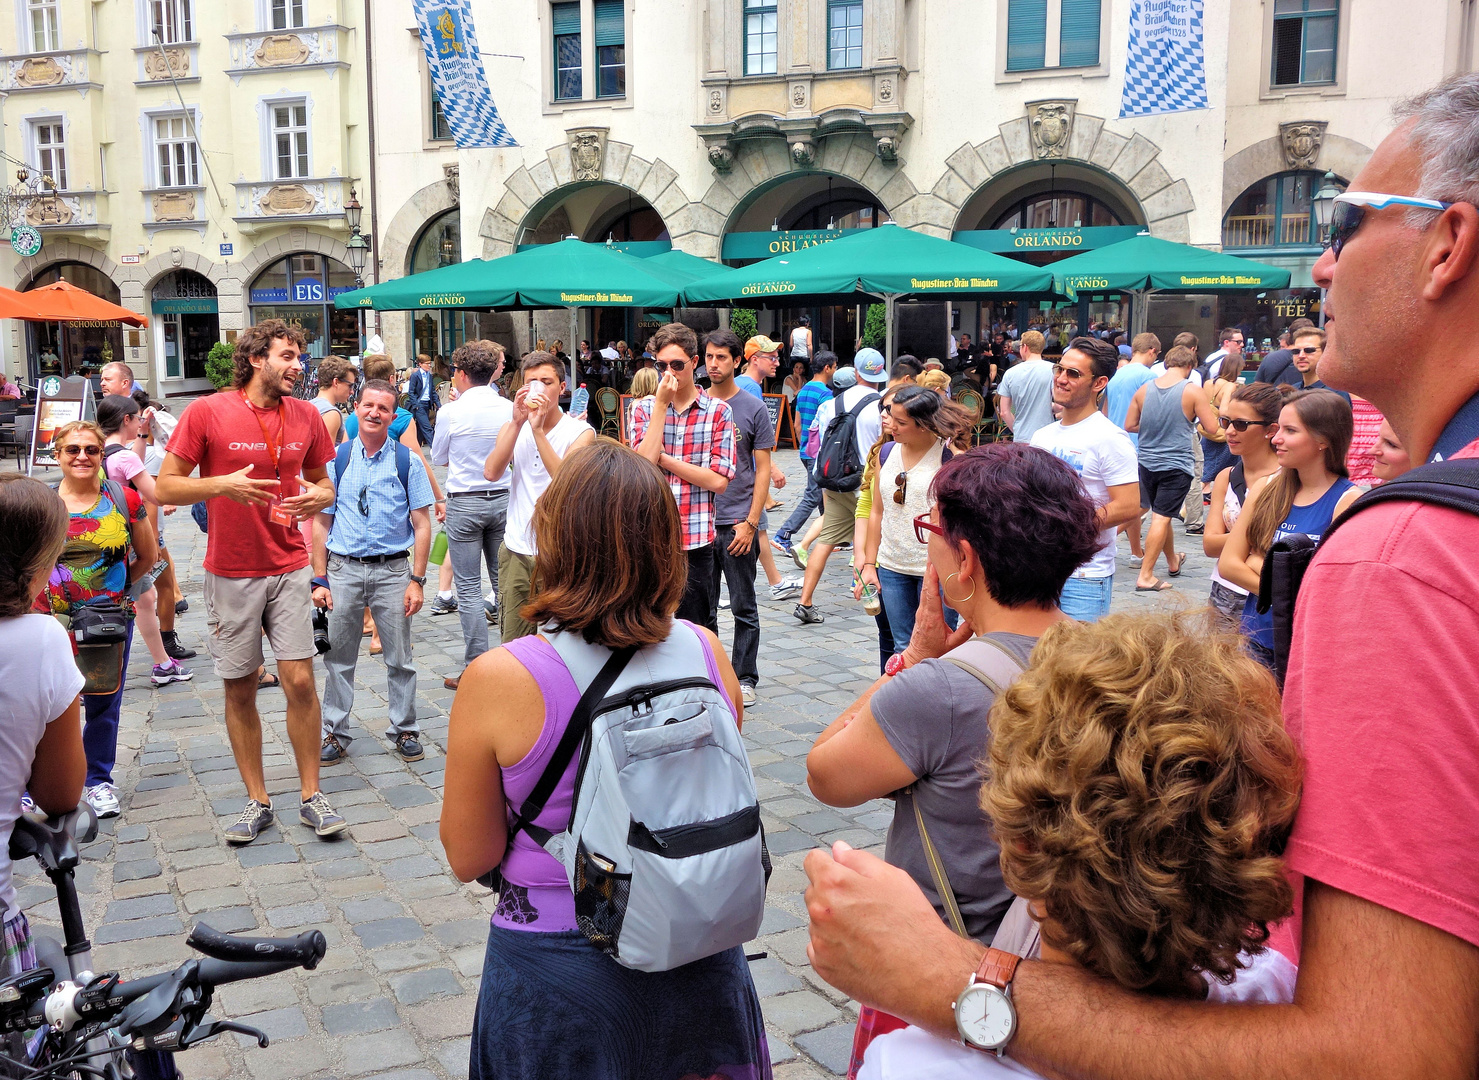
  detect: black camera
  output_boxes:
[312,606,331,655]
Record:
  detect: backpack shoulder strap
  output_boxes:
[101,478,130,516]
[394,439,411,498]
[880,441,895,466]
[942,635,1028,695]
[851,392,881,415]
[333,440,353,488]
[1317,459,1479,550]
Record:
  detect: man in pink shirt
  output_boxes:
[803,74,1479,1078]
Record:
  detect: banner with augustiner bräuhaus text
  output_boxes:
[413,0,518,147]
[1119,0,1209,118]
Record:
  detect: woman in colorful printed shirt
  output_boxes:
[38,420,156,819]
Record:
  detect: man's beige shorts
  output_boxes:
[203,566,316,680]
[497,542,538,643]
[818,490,859,547]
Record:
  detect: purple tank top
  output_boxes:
[492,623,734,933]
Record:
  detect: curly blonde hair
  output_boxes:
[982,610,1301,994]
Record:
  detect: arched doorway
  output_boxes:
[408,208,471,362]
[23,263,126,381]
[151,269,219,386]
[248,253,360,360]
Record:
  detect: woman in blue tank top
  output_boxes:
[1218,389,1362,668]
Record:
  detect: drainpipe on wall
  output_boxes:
[363,0,382,340]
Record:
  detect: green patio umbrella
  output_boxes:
[685,224,1054,357]
[640,248,728,283]
[1049,233,1292,333]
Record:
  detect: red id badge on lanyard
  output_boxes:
[242,393,297,528]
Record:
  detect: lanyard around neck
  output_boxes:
[239,391,288,479]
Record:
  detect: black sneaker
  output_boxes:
[793,603,825,625]
[161,631,197,660]
[223,800,273,845]
[393,732,425,762]
[299,793,348,838]
[321,734,346,764]
[174,598,189,615]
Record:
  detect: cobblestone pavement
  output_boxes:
[15,449,1215,1080]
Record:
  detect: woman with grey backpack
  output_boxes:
[441,439,772,1080]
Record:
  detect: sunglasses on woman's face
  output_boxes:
[61,444,102,458]
[1218,416,1272,432]
[654,360,687,373]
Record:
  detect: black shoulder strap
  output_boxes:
[506,644,637,849]
[1320,459,1479,549]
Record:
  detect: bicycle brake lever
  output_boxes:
[176,1016,268,1049]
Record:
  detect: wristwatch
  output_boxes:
[953,948,1020,1057]
[408,574,426,586]
[884,652,908,677]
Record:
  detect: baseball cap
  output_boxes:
[832,366,858,389]
[744,335,782,360]
[855,348,887,383]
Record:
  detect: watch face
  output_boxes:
[955,984,1015,1051]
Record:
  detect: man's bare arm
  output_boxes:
[661,453,729,493]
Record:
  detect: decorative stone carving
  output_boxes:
[875,136,899,163]
[15,57,65,87]
[144,48,189,80]
[26,198,72,227]
[707,145,734,173]
[1280,121,1327,170]
[791,84,807,109]
[1028,100,1075,160]
[567,128,608,182]
[254,34,310,67]
[153,191,198,222]
[877,78,894,104]
[443,163,460,202]
[708,89,723,114]
[258,184,317,215]
[790,141,816,169]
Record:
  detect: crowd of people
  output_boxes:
[0,72,1475,1080]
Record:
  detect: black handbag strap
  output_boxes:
[505,644,636,850]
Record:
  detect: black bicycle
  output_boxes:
[2,806,326,1079]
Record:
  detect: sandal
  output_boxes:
[258,670,281,689]
[1167,553,1184,577]
[1135,580,1174,592]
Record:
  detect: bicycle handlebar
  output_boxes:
[186,924,326,969]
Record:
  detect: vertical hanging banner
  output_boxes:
[413,0,519,147]
[1119,0,1209,118]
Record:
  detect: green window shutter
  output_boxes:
[1006,0,1047,71]
[1059,0,1101,67]
[552,2,580,36]
[594,0,624,46]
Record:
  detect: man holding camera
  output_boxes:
[313,380,435,765]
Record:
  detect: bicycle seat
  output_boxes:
[9,805,99,872]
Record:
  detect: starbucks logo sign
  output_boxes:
[10,225,42,258]
[41,376,61,398]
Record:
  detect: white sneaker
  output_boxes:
[719,592,731,610]
[740,683,757,708]
[768,577,802,601]
[84,783,120,819]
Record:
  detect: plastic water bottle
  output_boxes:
[569,383,589,418]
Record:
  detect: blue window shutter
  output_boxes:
[552,2,580,36]
[1059,0,1101,67]
[1006,0,1047,71]
[594,0,624,46]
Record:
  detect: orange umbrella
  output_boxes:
[0,286,44,320]
[20,280,148,326]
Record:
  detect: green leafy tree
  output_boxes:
[861,304,887,350]
[205,341,235,391]
[729,307,758,343]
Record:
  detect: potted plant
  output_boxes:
[205,341,234,391]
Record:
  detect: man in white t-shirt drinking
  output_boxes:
[482,351,594,642]
[1030,336,1141,622]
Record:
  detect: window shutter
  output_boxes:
[1006,0,1047,72]
[594,0,623,46]
[552,2,580,36]
[1059,0,1101,67]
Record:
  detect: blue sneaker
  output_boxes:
[770,533,795,558]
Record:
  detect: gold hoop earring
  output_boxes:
[943,571,976,605]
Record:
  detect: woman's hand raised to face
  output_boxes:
[902,563,973,667]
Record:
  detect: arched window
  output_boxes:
[248,253,360,360]
[1222,171,1345,250]
[991,193,1121,230]
[410,209,461,275]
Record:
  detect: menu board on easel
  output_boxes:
[765,393,797,449]
[30,375,95,473]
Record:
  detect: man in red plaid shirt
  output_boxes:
[631,322,736,627]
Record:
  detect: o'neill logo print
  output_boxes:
[228,442,307,451]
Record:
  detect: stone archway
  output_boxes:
[928,109,1194,242]
[231,228,358,337]
[15,240,128,303]
[376,172,461,359]
[1221,130,1372,215]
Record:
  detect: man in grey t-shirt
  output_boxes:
[996,330,1056,443]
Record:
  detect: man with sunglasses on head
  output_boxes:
[312,380,434,767]
[1027,337,1140,622]
[1289,326,1353,405]
[630,323,736,628]
[803,74,1479,1080]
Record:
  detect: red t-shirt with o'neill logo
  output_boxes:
[167,390,335,578]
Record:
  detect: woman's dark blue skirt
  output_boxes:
[471,922,773,1080]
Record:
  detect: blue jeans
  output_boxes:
[445,491,508,664]
[1060,574,1114,622]
[84,621,133,787]
[876,566,958,650]
[777,458,821,541]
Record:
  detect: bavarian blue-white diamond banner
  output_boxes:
[413,0,518,147]
[1119,0,1208,118]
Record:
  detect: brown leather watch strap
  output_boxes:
[974,947,1021,991]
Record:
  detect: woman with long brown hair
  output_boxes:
[1203,382,1283,625]
[1219,388,1361,668]
[1198,350,1243,494]
[440,439,769,1080]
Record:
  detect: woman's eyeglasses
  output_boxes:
[913,512,946,544]
[654,360,688,374]
[893,471,908,505]
[1218,416,1273,432]
[60,444,102,458]
[1327,191,1457,260]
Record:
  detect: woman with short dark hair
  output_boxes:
[441,439,770,1080]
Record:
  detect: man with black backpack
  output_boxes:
[793,349,886,624]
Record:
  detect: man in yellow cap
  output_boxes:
[736,335,781,398]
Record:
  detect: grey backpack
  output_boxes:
[519,624,771,972]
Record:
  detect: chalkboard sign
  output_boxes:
[765,393,799,449]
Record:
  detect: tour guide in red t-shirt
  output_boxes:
[158,319,347,846]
